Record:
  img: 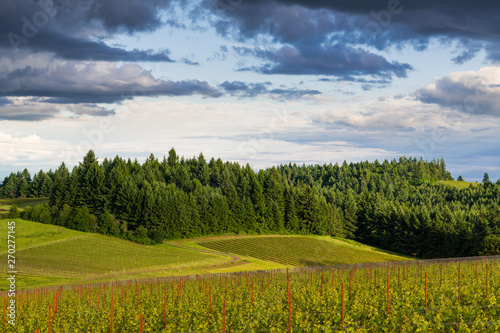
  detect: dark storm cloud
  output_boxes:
[0,0,173,61]
[236,44,411,80]
[2,30,173,62]
[83,0,171,33]
[219,81,268,97]
[0,56,222,105]
[203,0,500,64]
[219,81,321,99]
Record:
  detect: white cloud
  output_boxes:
[414,66,500,116]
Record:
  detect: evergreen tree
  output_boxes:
[483,173,490,184]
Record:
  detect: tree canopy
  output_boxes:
[2,150,499,257]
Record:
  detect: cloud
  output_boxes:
[313,98,446,132]
[414,66,500,116]
[219,80,321,99]
[202,0,500,64]
[0,52,222,106]
[0,0,173,62]
[236,44,412,80]
[0,98,114,121]
[0,131,69,167]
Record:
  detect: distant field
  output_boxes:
[0,219,229,290]
[439,180,480,189]
[0,197,49,211]
[200,235,408,266]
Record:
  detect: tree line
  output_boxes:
[1,149,499,257]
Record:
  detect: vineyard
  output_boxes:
[2,256,500,332]
[0,219,231,290]
[199,236,406,266]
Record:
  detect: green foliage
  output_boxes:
[3,151,500,259]
[484,172,491,184]
[6,257,500,332]
[8,204,19,218]
[479,234,500,255]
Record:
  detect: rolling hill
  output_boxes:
[199,235,408,266]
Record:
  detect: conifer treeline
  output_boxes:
[2,149,500,257]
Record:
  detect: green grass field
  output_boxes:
[199,235,409,266]
[439,180,480,189]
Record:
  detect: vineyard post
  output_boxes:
[222,300,226,333]
[48,304,52,333]
[287,270,290,297]
[3,298,5,324]
[139,314,144,333]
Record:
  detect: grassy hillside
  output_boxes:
[439,180,480,189]
[0,218,229,290]
[200,235,409,266]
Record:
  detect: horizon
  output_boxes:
[1,0,499,182]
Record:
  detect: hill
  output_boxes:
[199,235,408,266]
[0,218,229,290]
[1,219,409,290]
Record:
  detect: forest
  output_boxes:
[1,149,499,259]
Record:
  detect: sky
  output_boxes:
[1,0,499,182]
